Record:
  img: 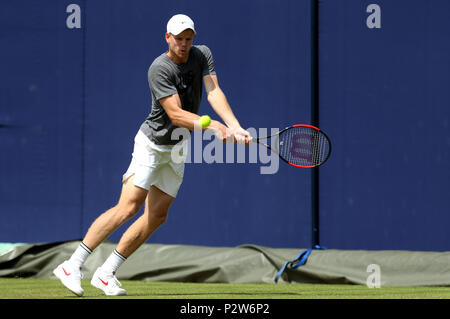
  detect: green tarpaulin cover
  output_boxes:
[1,241,449,286]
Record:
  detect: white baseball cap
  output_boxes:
[167,14,196,35]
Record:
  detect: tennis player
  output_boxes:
[53,14,250,296]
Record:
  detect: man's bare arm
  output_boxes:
[204,74,250,144]
[159,93,229,139]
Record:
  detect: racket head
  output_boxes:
[277,124,332,168]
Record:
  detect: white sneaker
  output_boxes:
[53,260,84,296]
[90,267,127,296]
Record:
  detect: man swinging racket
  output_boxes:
[53,14,250,296]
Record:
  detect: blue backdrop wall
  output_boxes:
[318,0,450,251]
[0,0,312,248]
[1,1,449,251]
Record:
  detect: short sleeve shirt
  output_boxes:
[140,45,216,145]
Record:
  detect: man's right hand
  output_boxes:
[209,121,250,145]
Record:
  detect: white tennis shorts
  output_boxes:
[122,130,185,198]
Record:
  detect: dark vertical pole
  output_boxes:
[80,0,87,238]
[310,0,320,247]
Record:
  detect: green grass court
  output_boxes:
[1,278,449,299]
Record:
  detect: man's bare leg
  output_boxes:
[115,185,174,258]
[53,175,147,296]
[90,186,174,296]
[82,175,148,251]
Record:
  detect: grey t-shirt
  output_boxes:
[140,45,216,145]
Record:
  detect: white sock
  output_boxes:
[101,249,127,274]
[69,242,92,268]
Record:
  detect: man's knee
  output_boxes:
[115,182,148,223]
[153,208,169,226]
[146,204,169,227]
[114,202,142,223]
[157,211,168,226]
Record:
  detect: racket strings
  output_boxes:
[279,126,330,167]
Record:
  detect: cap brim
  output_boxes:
[170,27,196,36]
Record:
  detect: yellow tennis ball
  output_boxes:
[199,115,211,128]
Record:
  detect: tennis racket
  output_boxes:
[251,124,331,168]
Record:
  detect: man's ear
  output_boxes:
[165,32,171,44]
